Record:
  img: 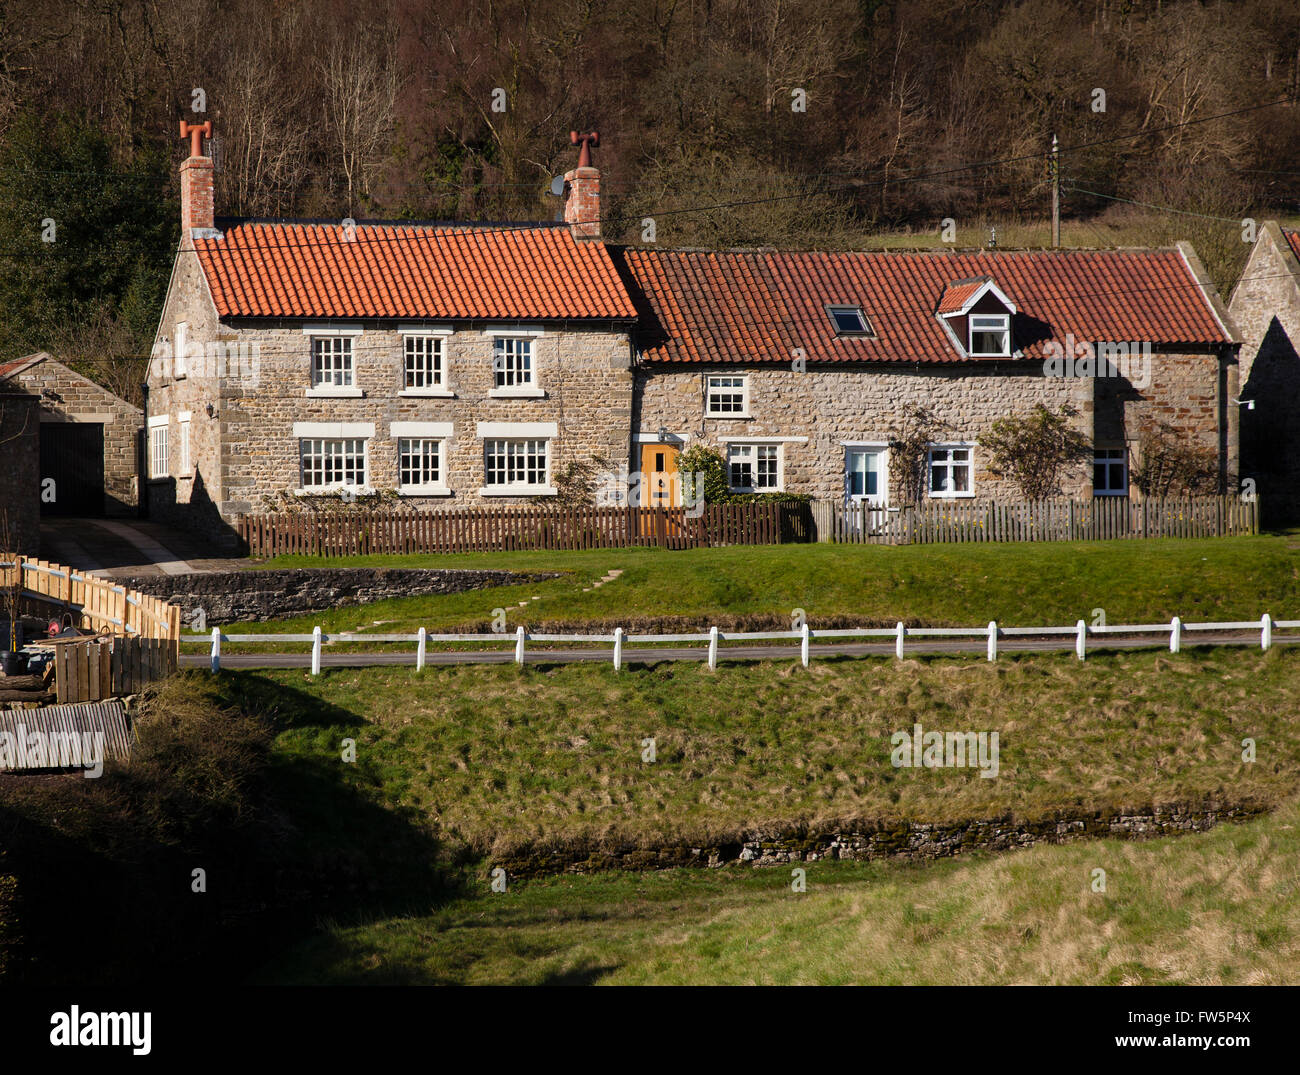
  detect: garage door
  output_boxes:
[40,422,105,516]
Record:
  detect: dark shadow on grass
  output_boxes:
[0,670,472,987]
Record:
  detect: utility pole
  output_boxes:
[1050,133,1060,249]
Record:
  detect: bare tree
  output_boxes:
[319,24,404,212]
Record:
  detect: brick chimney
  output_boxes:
[564,130,600,239]
[178,120,214,244]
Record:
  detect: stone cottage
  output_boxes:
[1228,221,1300,524]
[617,245,1239,506]
[147,126,637,542]
[147,124,1241,540]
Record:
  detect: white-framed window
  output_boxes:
[300,438,367,489]
[727,442,781,492]
[1094,447,1128,496]
[398,439,444,491]
[493,337,536,390]
[404,335,444,390]
[845,446,886,504]
[174,321,189,378]
[706,375,749,417]
[929,445,974,498]
[148,416,168,479]
[968,314,1011,357]
[311,335,354,388]
[827,304,872,336]
[484,438,549,491]
[177,413,191,475]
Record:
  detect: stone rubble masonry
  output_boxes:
[499,801,1267,877]
[1228,221,1300,521]
[121,567,561,624]
[9,356,141,516]
[634,350,1227,502]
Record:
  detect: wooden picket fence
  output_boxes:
[54,636,177,704]
[1,558,181,705]
[3,557,183,643]
[237,502,787,558]
[811,495,1259,544]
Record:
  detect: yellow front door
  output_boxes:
[640,442,680,508]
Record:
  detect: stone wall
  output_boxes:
[121,567,560,624]
[0,393,40,555]
[499,800,1267,877]
[11,357,141,515]
[1228,222,1300,521]
[635,354,1228,502]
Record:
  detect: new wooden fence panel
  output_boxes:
[810,494,1258,545]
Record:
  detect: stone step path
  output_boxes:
[581,568,622,594]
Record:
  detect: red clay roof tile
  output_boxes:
[194,222,638,322]
[620,248,1231,364]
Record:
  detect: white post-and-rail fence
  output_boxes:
[191,613,1295,674]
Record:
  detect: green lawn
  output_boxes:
[240,533,1300,639]
[260,793,1300,986]
[201,646,1300,859]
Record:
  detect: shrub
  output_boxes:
[979,404,1093,499]
[1131,420,1222,496]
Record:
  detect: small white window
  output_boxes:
[174,322,189,378]
[149,420,169,479]
[827,305,872,336]
[969,314,1010,357]
[311,336,354,387]
[493,337,535,390]
[1094,447,1128,496]
[706,375,749,417]
[727,443,781,492]
[484,438,549,491]
[929,445,973,498]
[404,335,444,390]
[178,415,191,475]
[398,438,444,491]
[300,438,367,489]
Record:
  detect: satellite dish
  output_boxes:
[549,175,566,197]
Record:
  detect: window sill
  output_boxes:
[488,387,546,399]
[147,476,172,485]
[292,486,375,497]
[706,412,752,420]
[398,486,453,497]
[728,488,783,495]
[305,387,365,398]
[478,486,556,497]
[929,493,975,500]
[399,388,456,398]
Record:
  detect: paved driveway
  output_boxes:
[39,518,248,578]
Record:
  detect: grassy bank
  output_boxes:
[240,534,1300,639]
[261,793,1300,986]
[206,646,1300,857]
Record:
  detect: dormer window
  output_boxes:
[968,313,1011,357]
[827,304,873,337]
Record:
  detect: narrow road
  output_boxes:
[180,630,1290,670]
